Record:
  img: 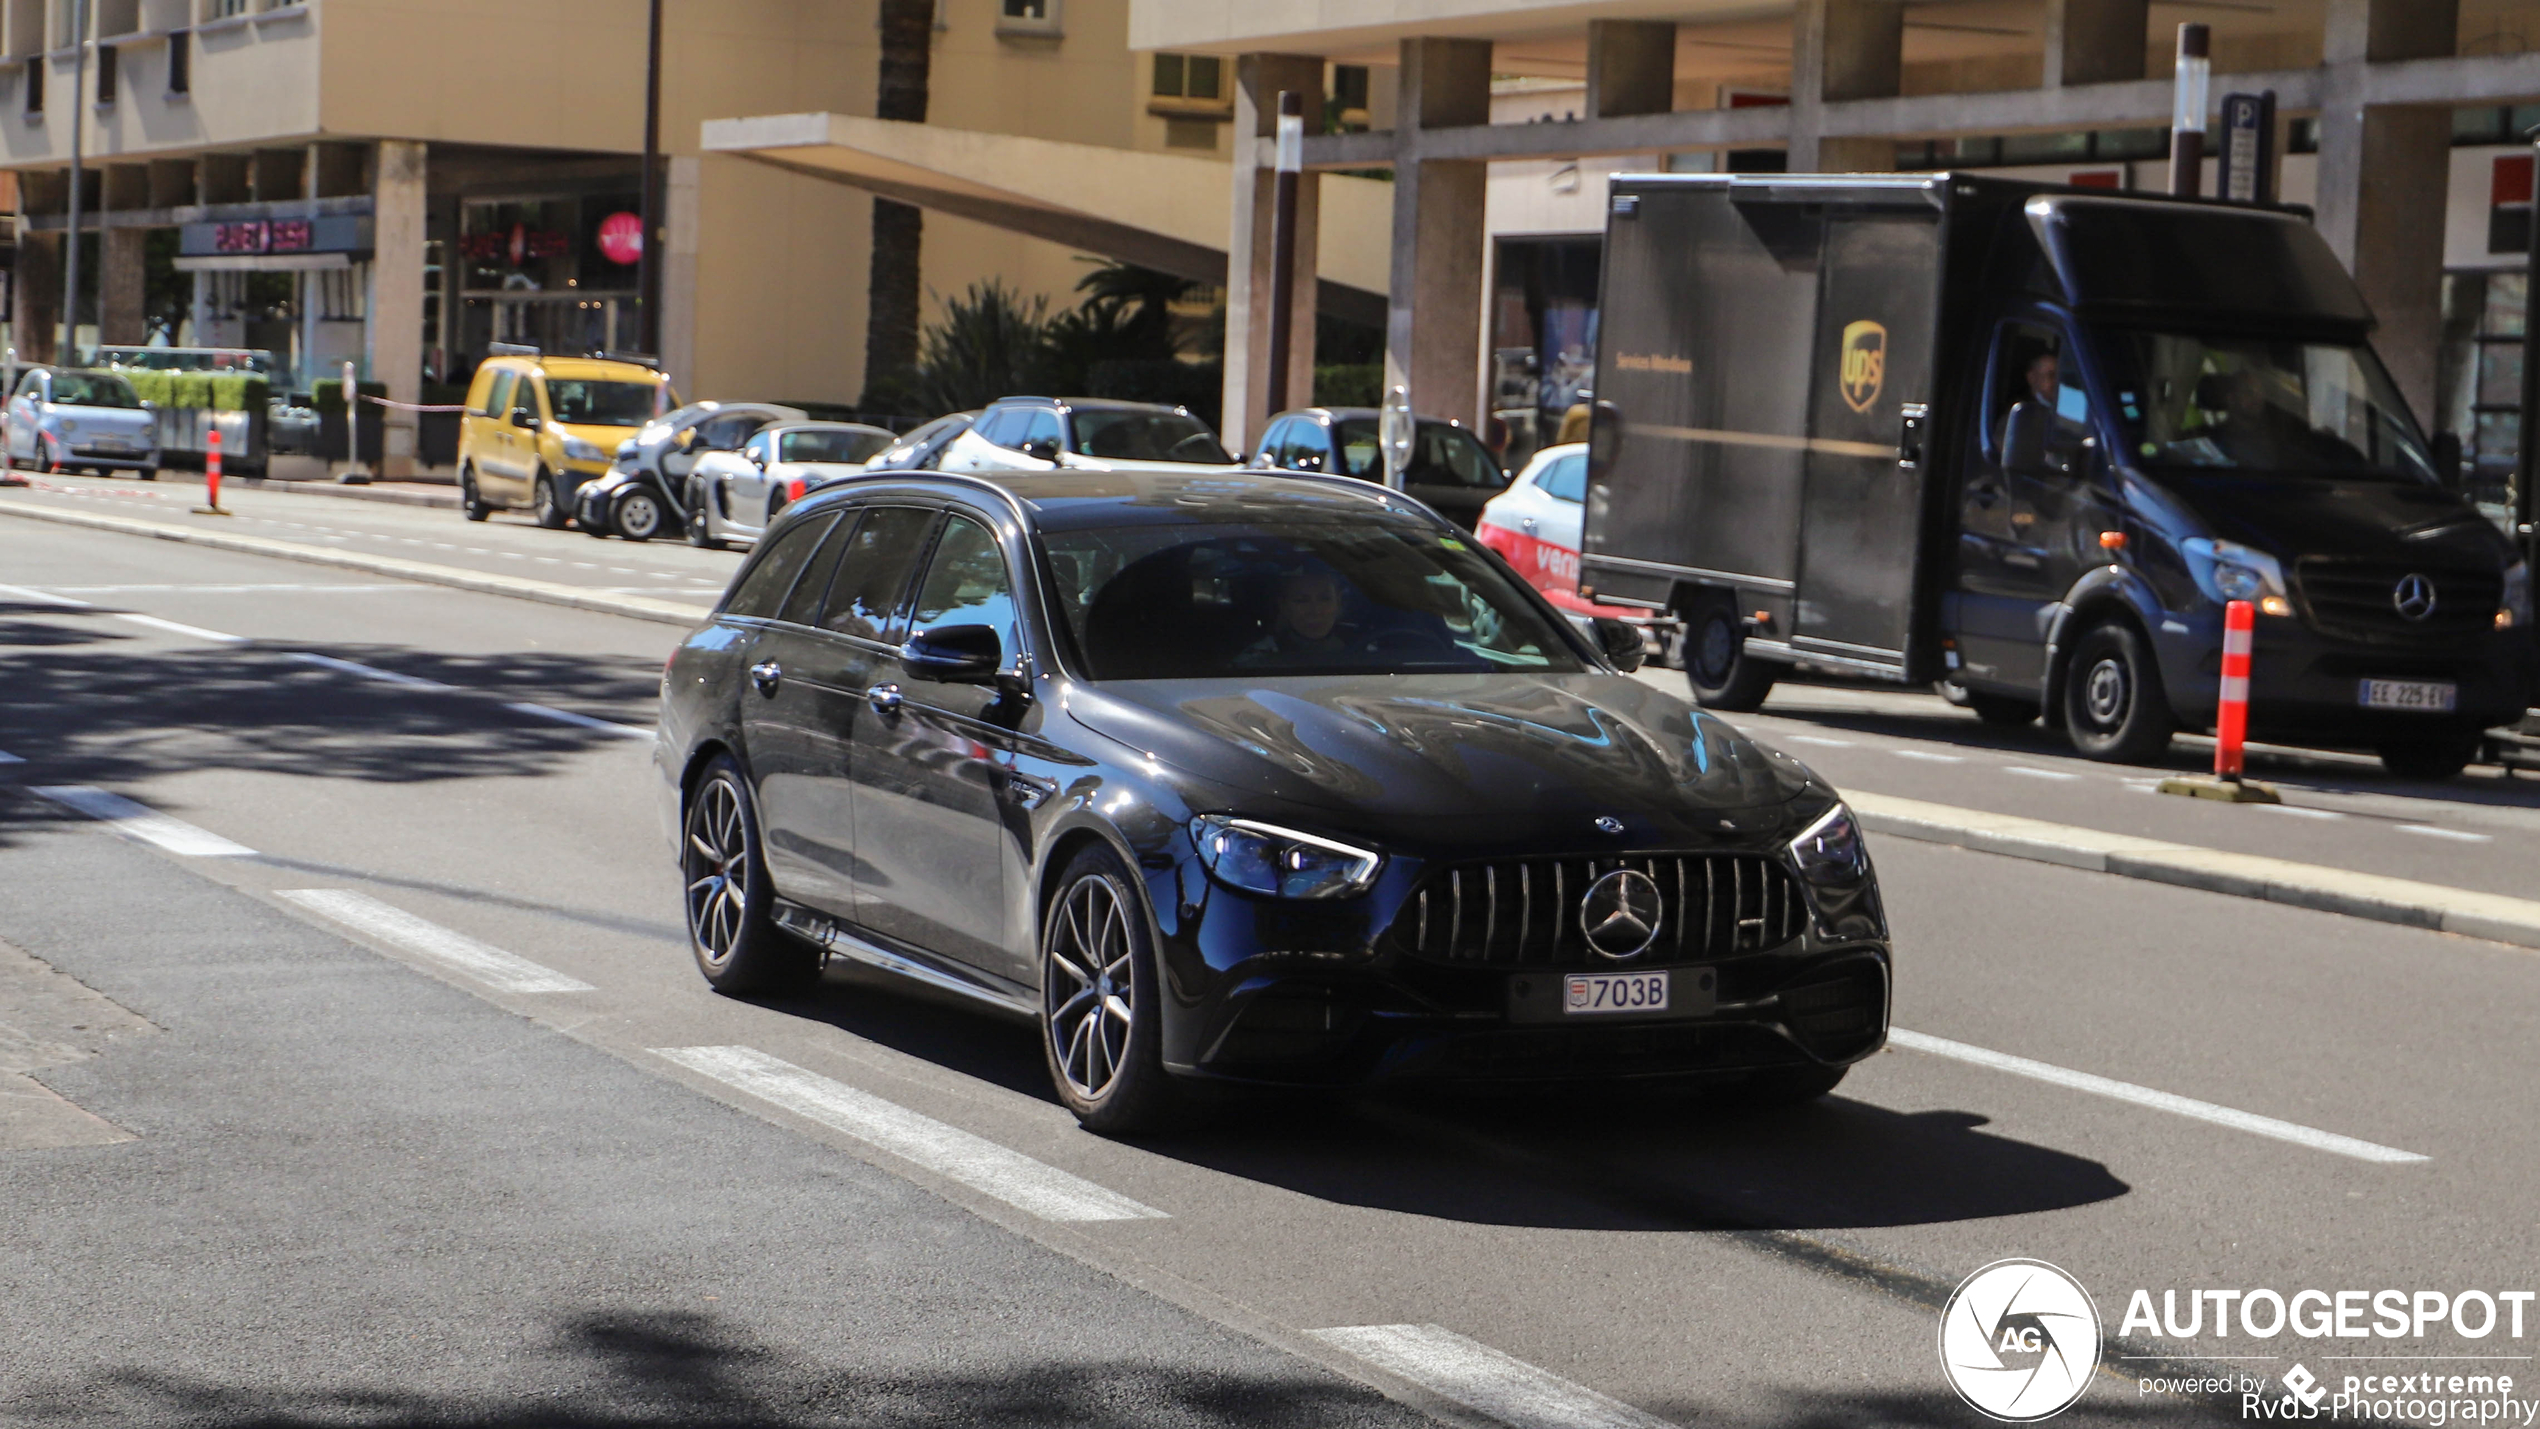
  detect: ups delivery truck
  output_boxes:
[1579,173,2533,779]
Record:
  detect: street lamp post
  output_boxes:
[637,0,663,356]
[62,0,88,364]
[1262,90,1303,424]
[2169,23,2211,198]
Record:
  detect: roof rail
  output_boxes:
[486,341,540,357]
[594,350,663,370]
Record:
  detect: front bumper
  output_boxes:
[66,444,160,471]
[2152,607,2535,738]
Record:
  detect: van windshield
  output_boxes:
[547,380,661,427]
[2107,332,2436,483]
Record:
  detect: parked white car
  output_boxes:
[7,367,161,478]
[1474,442,1635,618]
[682,421,897,548]
[934,397,1237,474]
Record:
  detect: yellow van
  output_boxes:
[457,348,677,527]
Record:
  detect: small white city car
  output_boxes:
[684,421,897,549]
[934,397,1238,474]
[7,367,161,478]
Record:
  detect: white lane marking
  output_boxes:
[2003,765,2080,781]
[112,612,247,643]
[28,786,256,857]
[2259,804,2345,820]
[0,582,92,607]
[1887,1027,2427,1164]
[2397,824,2490,843]
[654,1046,1167,1223]
[1891,749,1964,763]
[278,889,595,994]
[1308,1325,1673,1429]
[1781,735,1855,748]
[290,652,462,692]
[504,702,653,739]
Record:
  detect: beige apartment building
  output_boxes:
[0,0,1257,473]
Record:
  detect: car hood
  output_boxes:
[1064,674,1816,837]
[2149,471,2515,569]
[557,421,639,450]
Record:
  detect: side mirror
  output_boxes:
[2002,401,2053,476]
[902,623,1003,684]
[1019,436,1061,463]
[747,448,768,470]
[512,406,541,431]
[1591,616,1646,673]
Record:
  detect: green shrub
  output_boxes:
[124,370,174,407]
[1314,363,1383,409]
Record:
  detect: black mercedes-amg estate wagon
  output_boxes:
[654,468,1889,1131]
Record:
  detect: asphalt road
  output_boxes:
[5,512,2539,1427]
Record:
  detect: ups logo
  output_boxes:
[1839,320,1886,414]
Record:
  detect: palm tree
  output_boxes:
[863,0,933,410]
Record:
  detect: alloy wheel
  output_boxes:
[684,774,749,967]
[2083,656,2129,726]
[1045,874,1136,1102]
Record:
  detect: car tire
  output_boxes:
[459,467,492,522]
[135,467,157,482]
[682,755,817,995]
[532,472,568,530]
[2377,731,2481,781]
[685,495,725,550]
[1040,843,1198,1135]
[2060,620,2177,763]
[615,486,665,542]
[1683,596,1778,713]
[1966,691,2040,727]
[1715,1064,1848,1107]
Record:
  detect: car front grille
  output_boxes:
[2294,558,2501,644]
[1389,853,1807,968]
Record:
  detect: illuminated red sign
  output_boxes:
[213,219,314,254]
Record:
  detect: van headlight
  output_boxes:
[562,434,607,463]
[1190,815,1382,900]
[2502,562,2530,630]
[1789,803,1870,887]
[2182,536,2290,616]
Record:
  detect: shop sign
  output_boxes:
[597,211,643,265]
[178,213,371,259]
[214,219,314,254]
[458,223,573,266]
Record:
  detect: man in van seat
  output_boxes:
[2000,345,2088,473]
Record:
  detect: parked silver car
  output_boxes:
[682,420,896,549]
[573,400,805,541]
[6,368,161,478]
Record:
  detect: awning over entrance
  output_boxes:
[700,112,1393,327]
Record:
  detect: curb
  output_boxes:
[0,494,704,628]
[1848,790,2540,951]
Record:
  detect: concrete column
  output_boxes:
[2314,0,2458,421]
[1385,37,1492,428]
[98,226,147,346]
[2043,0,2147,86]
[367,140,427,476]
[1220,52,1324,452]
[660,156,701,396]
[1585,20,1675,119]
[1789,0,1903,173]
[13,229,61,366]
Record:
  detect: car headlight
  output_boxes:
[562,435,607,463]
[1190,815,1382,900]
[2181,536,2290,616]
[1789,803,1870,887]
[2502,562,2530,630]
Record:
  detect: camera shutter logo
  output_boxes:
[1938,1259,2101,1422]
[1578,868,1664,959]
[1839,320,1888,414]
[2392,573,2438,622]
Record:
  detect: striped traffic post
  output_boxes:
[2215,598,2253,779]
[192,426,231,516]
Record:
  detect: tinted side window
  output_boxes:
[1540,453,1587,503]
[511,380,544,425]
[481,371,515,419]
[723,513,836,620]
[908,515,1019,654]
[820,507,938,641]
[976,408,1028,448]
[1018,409,1063,451]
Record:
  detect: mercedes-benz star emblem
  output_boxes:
[1579,869,1664,959]
[1593,816,1625,835]
[2393,573,2438,622]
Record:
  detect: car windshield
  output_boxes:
[1042,517,1588,680]
[1333,418,1508,489]
[781,428,893,464]
[1068,409,1232,465]
[547,379,661,427]
[2108,332,2436,482]
[51,372,142,408]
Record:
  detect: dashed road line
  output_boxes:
[1889,749,1964,763]
[289,651,462,692]
[279,889,595,994]
[503,701,653,740]
[2397,824,2490,842]
[2003,765,2080,781]
[113,612,247,643]
[654,1045,1168,1223]
[28,786,257,857]
[2259,804,2345,820]
[1887,1027,2428,1164]
[0,582,90,607]
[1308,1324,1674,1429]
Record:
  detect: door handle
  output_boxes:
[1522,517,1538,533]
[749,661,781,695]
[866,682,904,715]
